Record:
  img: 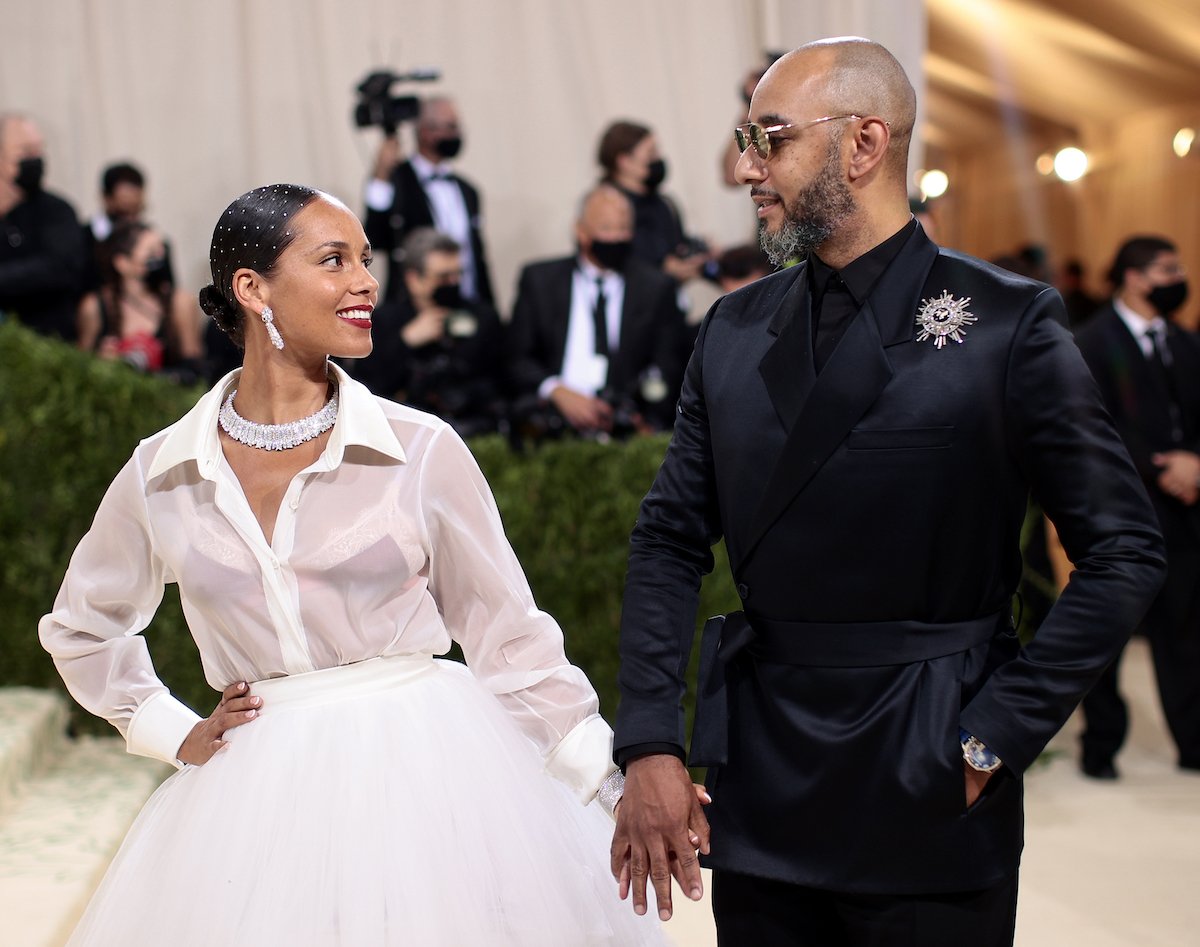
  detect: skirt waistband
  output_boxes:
[250,653,436,711]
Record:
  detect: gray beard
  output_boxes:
[758,141,855,267]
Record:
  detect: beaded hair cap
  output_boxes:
[207,183,318,310]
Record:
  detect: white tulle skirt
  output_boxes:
[68,655,663,946]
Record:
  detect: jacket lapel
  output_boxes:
[548,259,576,373]
[757,265,815,432]
[740,226,940,566]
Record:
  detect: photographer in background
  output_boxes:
[363,96,494,307]
[351,227,507,438]
[0,112,87,340]
[507,185,684,443]
[597,120,712,287]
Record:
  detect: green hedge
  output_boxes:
[0,321,736,735]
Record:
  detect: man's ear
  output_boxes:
[847,117,891,183]
[232,268,267,314]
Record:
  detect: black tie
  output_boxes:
[593,277,610,358]
[1148,327,1183,442]
[813,274,855,373]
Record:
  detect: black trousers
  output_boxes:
[711,869,1018,947]
[1081,613,1200,770]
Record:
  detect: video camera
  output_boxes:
[353,68,441,135]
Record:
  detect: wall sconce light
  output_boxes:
[1053,147,1088,182]
[1174,128,1195,158]
[919,169,949,199]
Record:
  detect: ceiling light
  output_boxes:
[920,169,949,199]
[1053,147,1088,182]
[1174,128,1195,158]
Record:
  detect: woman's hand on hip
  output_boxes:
[177,681,261,765]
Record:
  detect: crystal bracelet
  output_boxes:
[597,770,625,818]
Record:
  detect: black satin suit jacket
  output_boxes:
[615,225,1165,893]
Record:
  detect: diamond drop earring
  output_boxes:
[261,306,285,350]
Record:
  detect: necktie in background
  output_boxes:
[1148,326,1183,442]
[593,277,610,358]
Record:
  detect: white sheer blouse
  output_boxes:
[39,364,616,802]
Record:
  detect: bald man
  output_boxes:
[507,185,684,438]
[611,38,1164,945]
[0,113,87,340]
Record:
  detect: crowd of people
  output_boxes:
[0,103,776,445]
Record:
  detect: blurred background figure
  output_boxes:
[0,112,86,341]
[1016,243,1053,284]
[82,161,176,295]
[1074,234,1200,780]
[1057,258,1101,331]
[364,96,494,307]
[713,242,774,294]
[76,220,203,383]
[507,184,684,442]
[351,227,507,438]
[719,52,787,187]
[597,120,712,287]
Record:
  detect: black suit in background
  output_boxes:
[507,256,685,433]
[615,225,1164,899]
[363,161,493,307]
[0,190,87,340]
[1075,304,1200,769]
[351,296,507,439]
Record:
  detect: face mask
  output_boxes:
[15,156,43,195]
[1148,279,1189,317]
[589,238,633,272]
[434,137,463,160]
[431,282,464,309]
[644,159,667,191]
[142,256,171,292]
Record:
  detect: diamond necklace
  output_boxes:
[219,385,339,451]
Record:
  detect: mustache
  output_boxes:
[750,186,780,201]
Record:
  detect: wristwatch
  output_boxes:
[959,728,1003,773]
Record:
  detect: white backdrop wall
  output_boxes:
[0,1,924,314]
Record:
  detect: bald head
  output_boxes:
[575,184,633,270]
[415,96,462,162]
[0,113,43,187]
[0,113,41,155]
[764,38,916,182]
[577,184,633,237]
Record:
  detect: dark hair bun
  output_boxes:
[198,284,245,347]
[198,284,232,319]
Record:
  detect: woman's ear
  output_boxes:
[232,268,267,314]
[847,117,891,183]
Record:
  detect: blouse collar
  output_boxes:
[146,361,406,481]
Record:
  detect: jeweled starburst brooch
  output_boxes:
[915,291,978,349]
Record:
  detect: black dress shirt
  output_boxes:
[809,218,918,372]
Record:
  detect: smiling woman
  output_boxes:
[38,184,668,945]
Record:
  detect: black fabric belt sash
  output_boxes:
[687,609,1009,767]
